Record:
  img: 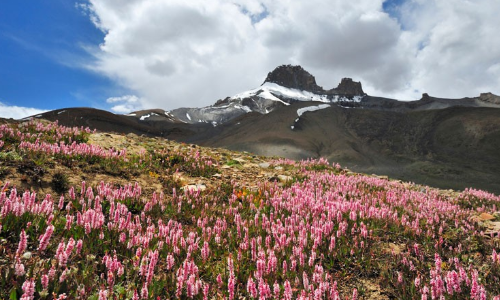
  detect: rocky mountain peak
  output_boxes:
[262,65,323,93]
[263,65,365,97]
[331,78,365,96]
[479,92,500,104]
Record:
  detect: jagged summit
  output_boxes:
[333,78,366,96]
[263,65,323,93]
[263,65,365,96]
[479,92,500,104]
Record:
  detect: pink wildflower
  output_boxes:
[273,281,280,299]
[216,273,223,287]
[247,276,258,298]
[228,273,235,300]
[58,195,64,210]
[48,266,56,280]
[41,274,49,290]
[201,241,210,261]
[98,289,108,300]
[16,230,27,257]
[166,254,175,270]
[76,239,83,254]
[38,225,54,251]
[20,278,35,300]
[15,260,25,276]
[141,282,149,299]
[284,280,293,300]
[352,288,358,300]
[203,283,210,300]
[59,268,68,283]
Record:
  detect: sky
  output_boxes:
[1,0,500,119]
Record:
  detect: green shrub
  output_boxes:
[51,171,70,194]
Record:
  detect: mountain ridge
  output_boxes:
[263,64,366,96]
[16,64,500,194]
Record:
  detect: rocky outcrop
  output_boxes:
[263,65,365,96]
[479,92,500,104]
[329,78,366,96]
[262,65,323,93]
[327,78,366,96]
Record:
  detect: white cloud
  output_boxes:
[106,95,145,113]
[0,102,48,120]
[397,0,500,99]
[83,0,500,109]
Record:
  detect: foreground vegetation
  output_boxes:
[1,119,499,299]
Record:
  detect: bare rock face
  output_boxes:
[263,65,365,96]
[479,92,500,104]
[263,65,323,93]
[330,78,366,96]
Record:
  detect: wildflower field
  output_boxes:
[0,119,499,299]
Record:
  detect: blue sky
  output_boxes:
[0,0,124,117]
[1,0,500,119]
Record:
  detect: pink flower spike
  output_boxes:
[16,229,27,257]
[98,289,108,300]
[352,288,358,300]
[41,274,49,290]
[38,225,54,252]
[15,260,25,276]
[20,278,35,300]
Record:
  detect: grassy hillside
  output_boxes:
[1,119,500,299]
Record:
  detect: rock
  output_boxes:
[479,92,500,104]
[173,173,187,185]
[485,222,500,236]
[479,213,495,221]
[268,176,279,182]
[22,252,32,259]
[421,93,432,101]
[331,78,365,96]
[274,166,283,171]
[263,65,323,93]
[181,184,206,192]
[259,162,270,169]
[384,243,404,255]
[212,173,222,179]
[263,65,365,97]
[278,175,293,183]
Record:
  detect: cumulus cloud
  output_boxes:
[106,95,144,114]
[82,0,500,109]
[397,0,500,98]
[0,102,48,120]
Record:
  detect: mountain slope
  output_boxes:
[196,103,500,193]
[28,65,500,193]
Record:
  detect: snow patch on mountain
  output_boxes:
[232,82,322,103]
[233,105,252,113]
[231,82,364,105]
[292,104,331,130]
[169,82,364,126]
[297,104,331,117]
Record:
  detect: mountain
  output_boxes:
[146,65,366,126]
[29,65,500,193]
